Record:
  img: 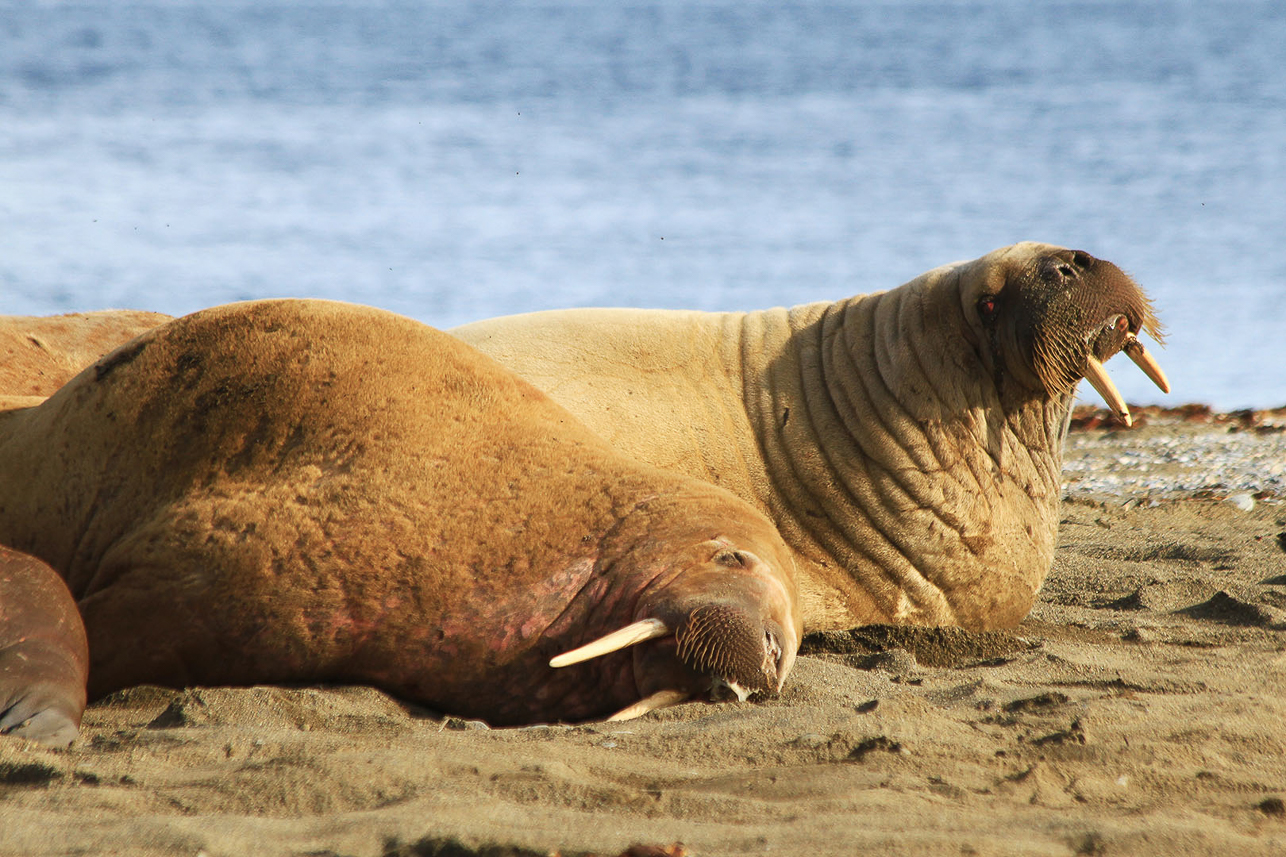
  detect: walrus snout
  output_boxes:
[548,540,800,722]
[1066,254,1169,427]
[983,246,1168,427]
[674,602,789,699]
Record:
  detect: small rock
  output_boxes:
[869,648,918,675]
[792,733,829,748]
[1226,492,1255,512]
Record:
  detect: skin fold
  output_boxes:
[454,243,1165,631]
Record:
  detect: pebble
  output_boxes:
[1063,418,1286,500]
[1225,492,1255,512]
[793,733,829,748]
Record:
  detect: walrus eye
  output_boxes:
[976,296,999,323]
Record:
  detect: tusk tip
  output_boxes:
[1083,354,1131,427]
[1123,336,1171,395]
[606,689,689,722]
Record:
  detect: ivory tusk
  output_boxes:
[549,617,671,668]
[606,689,690,722]
[1123,336,1171,394]
[1084,355,1132,427]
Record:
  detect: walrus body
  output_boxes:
[0,300,799,745]
[454,243,1167,631]
[0,547,89,746]
[0,310,171,397]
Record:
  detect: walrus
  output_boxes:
[0,547,89,746]
[0,300,799,746]
[0,310,171,397]
[453,243,1169,632]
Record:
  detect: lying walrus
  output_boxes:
[454,243,1169,631]
[0,300,800,746]
[0,309,171,397]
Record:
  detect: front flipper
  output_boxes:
[0,547,88,747]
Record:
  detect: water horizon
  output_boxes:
[3,0,1284,409]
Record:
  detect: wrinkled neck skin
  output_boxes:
[742,266,1071,631]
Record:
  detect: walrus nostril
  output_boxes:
[1038,256,1079,284]
[714,549,748,568]
[675,604,774,695]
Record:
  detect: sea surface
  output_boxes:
[2,0,1284,409]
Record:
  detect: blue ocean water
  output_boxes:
[2,1,1283,409]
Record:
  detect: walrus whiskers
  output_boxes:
[673,603,778,695]
[549,617,671,668]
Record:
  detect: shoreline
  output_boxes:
[1065,404,1286,503]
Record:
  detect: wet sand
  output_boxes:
[3,406,1286,857]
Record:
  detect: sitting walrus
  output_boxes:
[453,243,1169,631]
[0,300,800,746]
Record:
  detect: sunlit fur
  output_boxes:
[455,243,1165,632]
[0,310,170,398]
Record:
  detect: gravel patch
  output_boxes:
[1062,410,1286,502]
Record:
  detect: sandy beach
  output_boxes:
[3,406,1286,857]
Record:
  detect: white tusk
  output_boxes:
[1123,335,1170,394]
[606,689,690,722]
[1083,355,1132,427]
[549,617,671,668]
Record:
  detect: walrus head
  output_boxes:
[739,241,1171,631]
[548,536,800,721]
[959,243,1168,425]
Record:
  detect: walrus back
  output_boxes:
[0,300,630,590]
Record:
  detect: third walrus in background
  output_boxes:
[454,243,1170,632]
[0,310,172,398]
